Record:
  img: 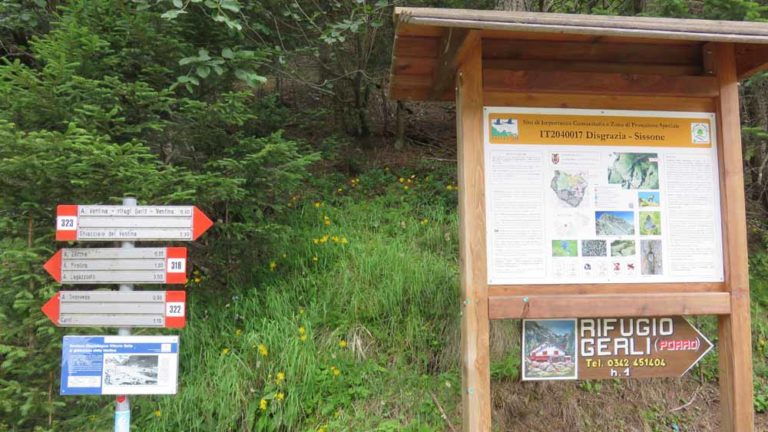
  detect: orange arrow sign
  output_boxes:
[55,205,214,241]
[41,290,186,328]
[43,247,187,284]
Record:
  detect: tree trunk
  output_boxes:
[394,101,406,150]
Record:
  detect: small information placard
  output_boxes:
[60,335,179,395]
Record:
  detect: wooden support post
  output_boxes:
[714,42,754,432]
[456,37,491,431]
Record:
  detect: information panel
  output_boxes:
[484,108,724,285]
[60,335,179,395]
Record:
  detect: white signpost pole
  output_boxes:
[114,197,135,432]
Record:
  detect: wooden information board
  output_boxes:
[388,7,768,432]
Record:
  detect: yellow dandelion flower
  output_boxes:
[235,329,242,337]
[194,277,202,283]
[222,348,230,355]
[258,344,268,357]
[421,218,429,225]
[154,410,162,417]
[276,371,285,384]
[398,177,404,183]
[276,392,285,401]
[298,326,306,335]
[312,256,318,262]
[403,185,409,191]
[313,238,320,244]
[269,261,277,271]
[314,201,322,208]
[407,178,412,184]
[332,366,341,377]
[260,398,268,411]
[337,187,343,193]
[339,340,348,348]
[324,218,331,226]
[319,427,328,432]
[340,237,348,244]
[331,235,339,243]
[300,334,308,342]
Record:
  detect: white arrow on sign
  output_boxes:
[43,247,187,284]
[42,290,186,328]
[55,205,214,241]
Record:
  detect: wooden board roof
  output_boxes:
[390,7,768,101]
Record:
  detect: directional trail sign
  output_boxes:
[42,290,186,328]
[55,205,214,241]
[578,316,713,379]
[44,247,187,284]
[522,316,713,381]
[60,335,179,395]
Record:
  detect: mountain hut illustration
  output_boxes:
[528,343,571,362]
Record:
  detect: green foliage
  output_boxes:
[0,0,318,428]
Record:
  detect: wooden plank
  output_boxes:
[489,282,726,297]
[456,38,491,432]
[480,29,704,45]
[735,43,768,79]
[390,85,452,101]
[393,56,437,75]
[430,29,480,100]
[482,39,701,65]
[489,292,731,319]
[395,7,768,43]
[396,22,443,38]
[484,59,702,76]
[714,42,754,432]
[393,36,439,58]
[483,69,719,97]
[483,91,715,111]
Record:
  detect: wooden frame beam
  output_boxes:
[489,292,731,320]
[430,29,480,100]
[483,69,719,97]
[456,36,491,432]
[489,282,725,296]
[482,39,703,65]
[714,42,755,432]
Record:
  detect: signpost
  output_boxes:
[42,291,187,328]
[45,199,213,432]
[55,205,214,241]
[44,247,187,284]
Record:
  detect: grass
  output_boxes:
[63,165,465,431]
[59,161,768,431]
